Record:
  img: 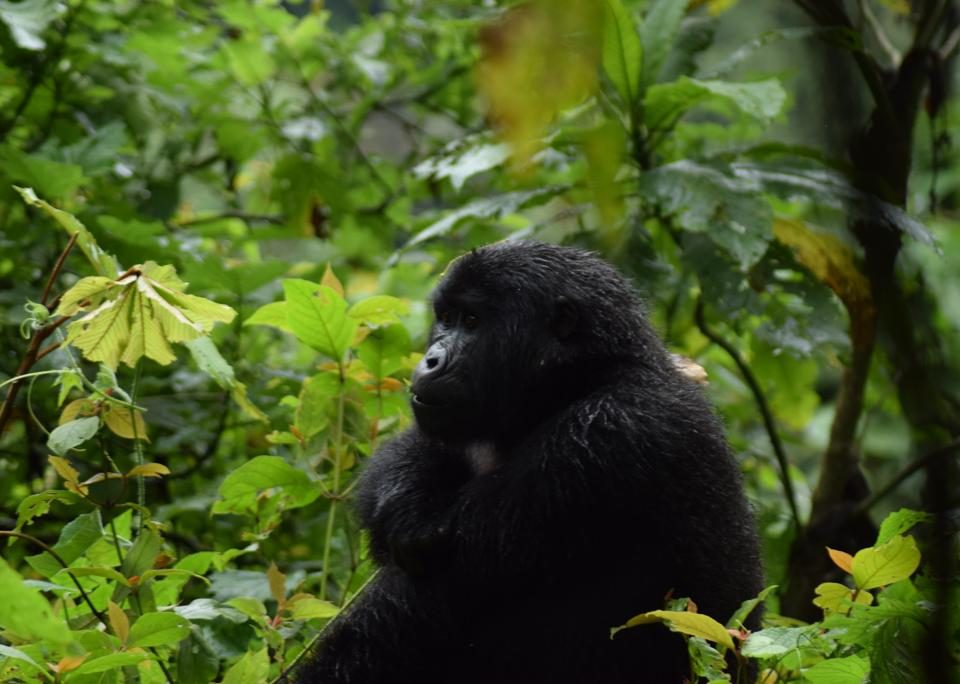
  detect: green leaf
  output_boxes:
[876,509,931,545]
[284,279,357,361]
[348,296,410,327]
[244,301,293,333]
[726,585,776,629]
[289,597,339,620]
[730,163,935,246]
[296,372,340,439]
[611,609,735,651]
[803,655,870,684]
[177,633,220,684]
[0,557,72,643]
[412,142,511,192]
[741,626,818,658]
[25,511,103,578]
[185,337,268,422]
[358,324,412,381]
[222,647,269,684]
[15,490,82,531]
[639,161,772,269]
[0,0,61,49]
[644,77,786,132]
[851,535,921,590]
[47,416,100,456]
[15,187,118,277]
[602,0,642,106]
[407,187,562,248]
[127,612,191,648]
[122,528,163,579]
[1,148,86,200]
[0,644,44,676]
[223,38,275,86]
[639,0,686,87]
[71,652,149,675]
[212,455,320,516]
[812,582,873,614]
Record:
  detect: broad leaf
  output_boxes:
[0,558,72,644]
[0,0,61,50]
[47,416,100,456]
[644,77,786,133]
[128,612,191,648]
[212,456,320,515]
[284,279,357,362]
[611,609,735,651]
[851,535,920,590]
[876,509,931,545]
[803,655,870,684]
[741,626,817,658]
[413,142,511,192]
[813,582,873,614]
[602,0,642,106]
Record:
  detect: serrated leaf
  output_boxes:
[48,416,100,456]
[212,455,320,515]
[612,609,735,651]
[284,279,357,361]
[851,535,920,590]
[57,262,236,369]
[813,582,873,614]
[644,77,786,133]
[741,626,817,658]
[55,370,84,406]
[128,612,191,648]
[602,0,642,105]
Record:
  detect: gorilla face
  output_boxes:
[409,241,648,443]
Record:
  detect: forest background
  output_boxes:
[0,1,958,682]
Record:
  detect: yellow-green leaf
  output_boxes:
[102,403,149,441]
[127,463,170,478]
[611,609,736,651]
[108,601,130,644]
[267,563,286,606]
[813,582,873,614]
[288,596,339,620]
[284,279,357,361]
[851,535,921,590]
[243,301,292,333]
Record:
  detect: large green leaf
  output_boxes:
[851,535,920,590]
[602,0,642,106]
[639,161,772,268]
[644,77,786,133]
[283,279,357,362]
[128,612,191,648]
[25,511,103,578]
[412,141,511,192]
[803,655,870,684]
[639,0,686,87]
[212,456,320,516]
[47,416,100,456]
[0,0,60,50]
[0,558,72,644]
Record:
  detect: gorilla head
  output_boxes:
[410,241,659,442]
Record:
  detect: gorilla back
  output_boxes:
[295,241,763,683]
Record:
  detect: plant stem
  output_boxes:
[319,362,347,601]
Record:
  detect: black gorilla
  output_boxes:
[297,241,762,683]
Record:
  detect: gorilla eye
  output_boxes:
[463,313,479,330]
[437,310,453,326]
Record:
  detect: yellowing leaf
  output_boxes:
[59,398,97,425]
[56,261,237,369]
[48,456,80,485]
[611,609,736,651]
[102,403,149,441]
[851,535,921,590]
[267,563,287,607]
[477,0,602,166]
[288,596,339,620]
[827,547,854,574]
[813,582,873,614]
[127,463,171,478]
[321,264,344,298]
[108,600,130,644]
[773,218,872,318]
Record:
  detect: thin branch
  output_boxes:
[855,436,960,515]
[694,299,802,530]
[859,0,902,66]
[0,530,108,625]
[40,232,78,306]
[171,212,283,228]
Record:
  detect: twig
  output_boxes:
[172,212,283,228]
[855,436,960,515]
[0,530,108,625]
[40,233,78,306]
[694,299,802,529]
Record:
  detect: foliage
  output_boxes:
[0,1,957,682]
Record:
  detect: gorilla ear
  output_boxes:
[551,296,578,339]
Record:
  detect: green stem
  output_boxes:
[129,359,146,533]
[319,362,347,601]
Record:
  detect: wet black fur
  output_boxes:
[295,241,762,683]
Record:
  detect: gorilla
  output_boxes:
[296,241,762,683]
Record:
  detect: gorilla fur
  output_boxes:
[295,241,762,683]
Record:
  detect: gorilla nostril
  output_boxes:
[426,356,439,370]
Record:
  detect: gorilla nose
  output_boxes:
[412,344,447,387]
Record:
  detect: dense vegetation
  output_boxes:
[0,1,957,682]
